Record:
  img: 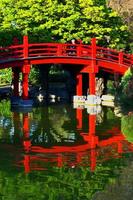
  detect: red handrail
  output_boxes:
[0,37,131,71]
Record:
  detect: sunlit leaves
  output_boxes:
[0,0,130,48]
[121,114,133,142]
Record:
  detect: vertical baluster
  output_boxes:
[57,43,62,56]
[23,35,29,58]
[119,51,123,65]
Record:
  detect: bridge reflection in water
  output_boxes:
[9,106,132,174]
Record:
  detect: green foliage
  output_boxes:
[0,157,127,200]
[0,68,12,85]
[121,68,133,91]
[0,100,11,117]
[121,114,133,143]
[118,68,133,106]
[107,80,116,95]
[0,0,129,48]
[29,67,40,85]
[49,65,70,82]
[0,29,22,46]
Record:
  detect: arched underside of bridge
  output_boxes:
[4,56,127,103]
[0,56,127,73]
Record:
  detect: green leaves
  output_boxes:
[121,114,133,143]
[0,0,129,48]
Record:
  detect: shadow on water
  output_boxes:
[0,100,133,199]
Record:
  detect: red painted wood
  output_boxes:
[21,64,30,100]
[0,36,131,89]
[57,43,63,56]
[89,73,95,95]
[24,155,30,173]
[30,57,92,65]
[22,64,30,74]
[98,60,127,74]
[89,114,96,136]
[22,72,29,100]
[90,149,96,172]
[118,142,123,154]
[76,74,82,96]
[119,51,123,64]
[57,154,63,168]
[23,113,29,138]
[91,38,96,59]
[76,109,83,129]
[23,35,29,58]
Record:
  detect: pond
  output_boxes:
[0,100,133,200]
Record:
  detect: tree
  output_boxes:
[121,114,133,143]
[79,0,129,47]
[0,0,129,48]
[118,68,133,107]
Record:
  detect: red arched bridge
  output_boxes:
[0,35,132,105]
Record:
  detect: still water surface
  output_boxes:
[0,100,133,200]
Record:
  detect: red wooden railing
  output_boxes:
[0,36,132,69]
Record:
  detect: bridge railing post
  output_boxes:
[57,43,63,56]
[119,51,123,65]
[88,38,97,95]
[77,43,82,57]
[91,38,97,63]
[23,35,29,58]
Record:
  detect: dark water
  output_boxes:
[0,100,133,200]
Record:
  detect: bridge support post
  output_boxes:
[76,73,82,96]
[19,64,33,108]
[74,73,86,103]
[89,73,96,95]
[22,64,31,100]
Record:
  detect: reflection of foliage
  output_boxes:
[30,105,77,144]
[0,100,11,117]
[121,114,133,143]
[96,108,121,137]
[0,100,132,199]
[92,157,133,200]
[49,106,70,141]
[0,155,129,200]
[0,100,12,140]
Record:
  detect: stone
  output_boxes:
[101,95,115,101]
[86,95,101,105]
[73,96,86,103]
